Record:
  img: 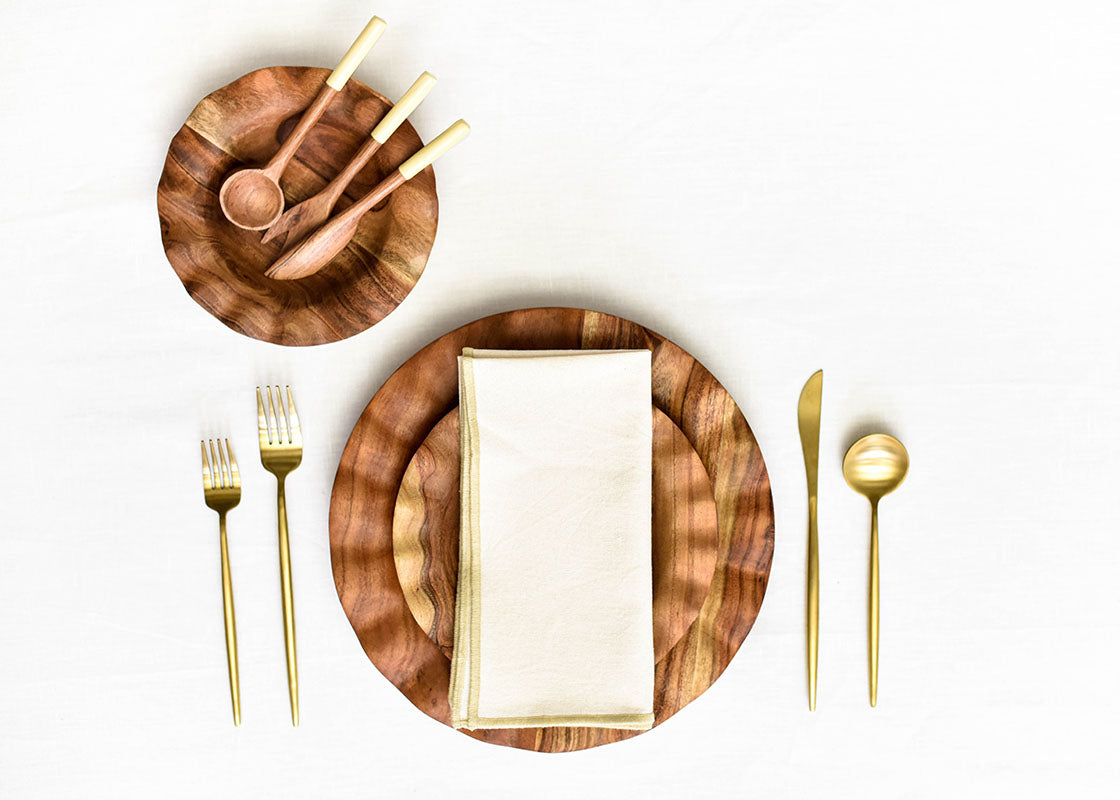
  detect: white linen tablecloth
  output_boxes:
[1,0,1116,796]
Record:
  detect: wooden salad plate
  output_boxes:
[157,66,439,346]
[392,406,721,664]
[330,308,775,751]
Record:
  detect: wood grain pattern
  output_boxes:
[391,406,719,662]
[157,66,438,346]
[330,308,775,751]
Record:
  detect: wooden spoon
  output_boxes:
[261,71,437,249]
[218,16,387,230]
[265,119,470,280]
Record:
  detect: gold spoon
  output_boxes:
[842,433,909,707]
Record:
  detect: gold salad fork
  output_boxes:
[257,386,303,726]
[201,438,242,726]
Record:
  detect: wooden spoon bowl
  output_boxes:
[218,168,286,230]
[157,66,440,346]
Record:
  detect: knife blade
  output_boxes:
[798,369,823,711]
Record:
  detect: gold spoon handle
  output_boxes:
[277,477,299,726]
[807,497,819,710]
[869,501,880,707]
[219,513,241,726]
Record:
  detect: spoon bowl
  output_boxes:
[219,168,287,231]
[842,433,909,501]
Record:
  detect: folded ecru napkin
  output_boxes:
[450,348,655,730]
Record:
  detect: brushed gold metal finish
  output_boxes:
[842,433,909,708]
[201,438,242,726]
[257,386,303,726]
[797,370,823,711]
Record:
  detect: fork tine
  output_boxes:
[274,385,290,444]
[266,385,281,445]
[209,440,223,488]
[217,439,232,488]
[201,441,213,490]
[226,439,241,488]
[257,387,270,446]
[270,385,282,443]
[285,386,301,445]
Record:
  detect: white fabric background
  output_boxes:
[1,0,1116,796]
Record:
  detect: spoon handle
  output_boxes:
[263,16,387,177]
[869,501,880,707]
[263,84,338,176]
[326,16,388,91]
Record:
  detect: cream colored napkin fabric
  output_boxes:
[450,348,655,730]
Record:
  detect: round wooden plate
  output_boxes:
[157,66,439,346]
[330,308,775,751]
[391,406,721,664]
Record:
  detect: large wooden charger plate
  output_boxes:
[157,66,439,346]
[329,308,774,751]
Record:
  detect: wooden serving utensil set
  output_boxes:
[798,370,910,710]
[218,15,470,280]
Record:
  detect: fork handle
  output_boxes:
[276,478,300,726]
[219,513,241,726]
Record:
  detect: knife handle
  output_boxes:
[398,120,470,179]
[807,496,819,711]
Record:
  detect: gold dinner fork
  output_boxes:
[201,438,242,726]
[257,386,303,726]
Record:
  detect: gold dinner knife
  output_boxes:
[797,370,823,710]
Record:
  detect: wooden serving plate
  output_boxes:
[330,308,775,751]
[157,66,438,346]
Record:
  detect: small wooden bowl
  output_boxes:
[157,66,439,346]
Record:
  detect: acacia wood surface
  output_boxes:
[330,308,775,751]
[391,405,720,663]
[157,66,438,346]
